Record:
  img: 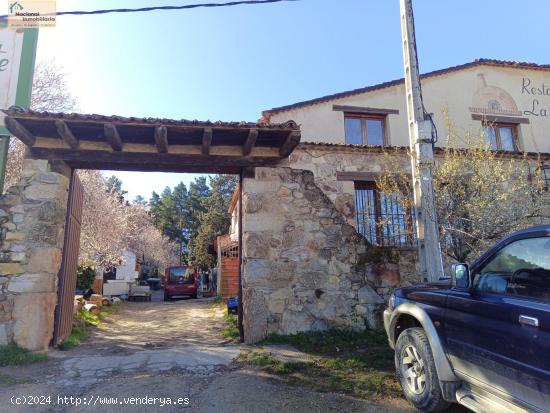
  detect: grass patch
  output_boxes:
[58,324,89,351]
[243,329,401,400]
[222,312,240,341]
[58,302,122,350]
[212,300,240,341]
[0,344,47,367]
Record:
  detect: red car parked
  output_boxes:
[164,266,198,300]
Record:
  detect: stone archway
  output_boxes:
[0,109,301,350]
[1,109,396,350]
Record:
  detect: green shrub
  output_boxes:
[76,265,96,291]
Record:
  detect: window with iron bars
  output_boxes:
[354,181,417,248]
[543,166,550,190]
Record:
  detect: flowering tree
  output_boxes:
[78,170,178,270]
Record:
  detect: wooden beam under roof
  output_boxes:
[202,127,212,155]
[279,130,301,158]
[55,120,79,149]
[243,128,258,156]
[154,126,168,153]
[5,117,36,146]
[104,123,123,151]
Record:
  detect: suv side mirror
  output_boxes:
[451,263,470,289]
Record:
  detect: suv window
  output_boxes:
[473,237,550,301]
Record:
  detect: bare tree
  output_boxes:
[4,59,77,190]
[377,122,550,263]
[5,61,177,270]
[29,59,77,112]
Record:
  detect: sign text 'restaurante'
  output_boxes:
[522,78,548,117]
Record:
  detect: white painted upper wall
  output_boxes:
[266,64,550,154]
[116,249,137,281]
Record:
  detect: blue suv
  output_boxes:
[384,225,550,412]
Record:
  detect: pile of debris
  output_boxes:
[74,293,120,316]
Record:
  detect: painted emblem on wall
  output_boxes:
[469,73,522,116]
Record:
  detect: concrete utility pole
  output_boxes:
[399,0,444,283]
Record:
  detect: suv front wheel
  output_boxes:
[395,327,450,412]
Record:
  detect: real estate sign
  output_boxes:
[0,27,38,191]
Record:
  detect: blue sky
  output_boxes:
[35,0,550,201]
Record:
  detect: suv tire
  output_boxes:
[395,327,450,412]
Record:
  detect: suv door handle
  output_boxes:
[519,315,539,328]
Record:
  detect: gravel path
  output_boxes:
[0,297,465,412]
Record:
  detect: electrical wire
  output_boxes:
[0,0,298,19]
[407,0,438,145]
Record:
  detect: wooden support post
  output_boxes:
[104,123,123,151]
[4,118,36,146]
[55,120,79,149]
[154,126,168,153]
[237,170,244,342]
[242,129,258,156]
[279,130,300,158]
[202,127,212,155]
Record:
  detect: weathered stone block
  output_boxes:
[13,293,56,350]
[8,273,55,293]
[12,213,24,223]
[5,232,24,241]
[9,205,25,214]
[2,222,16,231]
[28,224,58,245]
[0,323,9,345]
[334,194,355,219]
[9,243,25,253]
[0,263,23,275]
[26,247,62,274]
[9,252,26,262]
[358,285,384,304]
[37,172,61,184]
[38,201,58,221]
[22,159,49,173]
[243,259,271,287]
[375,263,401,286]
[280,246,310,262]
[281,230,305,248]
[328,260,351,276]
[243,233,269,259]
[243,288,269,344]
[243,193,263,213]
[281,310,314,335]
[24,183,62,201]
[277,186,291,197]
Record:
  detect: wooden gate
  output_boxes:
[52,172,84,345]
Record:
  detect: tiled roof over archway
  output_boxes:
[2,109,301,173]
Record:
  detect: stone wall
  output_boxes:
[241,167,412,343]
[0,159,69,350]
[281,144,412,227]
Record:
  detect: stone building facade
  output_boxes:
[239,59,550,341]
[4,59,550,348]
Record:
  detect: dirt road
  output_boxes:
[0,298,462,413]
